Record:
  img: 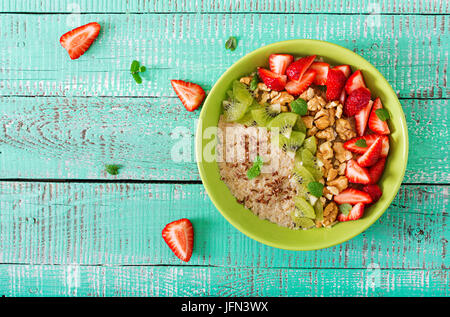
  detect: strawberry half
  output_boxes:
[171,80,206,111]
[362,184,383,203]
[344,87,371,116]
[355,100,374,136]
[339,89,347,105]
[346,159,371,184]
[356,136,382,167]
[368,97,391,135]
[334,188,373,205]
[60,22,101,60]
[258,67,288,91]
[344,134,389,157]
[337,203,365,222]
[368,157,386,184]
[344,70,367,95]
[326,68,347,101]
[269,54,294,75]
[162,218,194,262]
[286,55,316,81]
[285,69,316,96]
[333,65,352,78]
[309,62,330,85]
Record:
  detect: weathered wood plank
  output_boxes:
[0,14,447,99]
[0,97,447,182]
[0,264,447,297]
[0,182,447,269]
[0,0,447,14]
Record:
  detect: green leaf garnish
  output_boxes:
[105,164,121,175]
[375,108,390,121]
[130,60,140,73]
[247,156,264,180]
[132,73,142,84]
[339,203,352,215]
[139,66,146,73]
[290,98,308,116]
[355,139,368,148]
[131,60,147,84]
[307,181,324,198]
[225,36,237,51]
[249,74,259,91]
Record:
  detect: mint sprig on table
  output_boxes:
[105,164,121,175]
[247,156,264,180]
[225,36,237,51]
[130,60,146,84]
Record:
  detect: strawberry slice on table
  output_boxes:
[346,159,371,184]
[344,134,389,157]
[333,64,352,78]
[334,188,373,205]
[162,218,194,262]
[344,70,367,95]
[170,80,206,112]
[368,97,391,135]
[368,157,386,184]
[309,62,330,85]
[285,55,316,81]
[344,87,371,116]
[355,100,374,136]
[269,54,294,75]
[60,22,101,60]
[337,203,365,222]
[285,69,316,95]
[356,135,382,167]
[326,68,347,101]
[258,67,288,91]
[362,184,383,203]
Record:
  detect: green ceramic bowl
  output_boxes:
[196,39,408,250]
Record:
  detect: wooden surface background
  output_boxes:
[0,0,448,297]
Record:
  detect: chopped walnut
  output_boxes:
[314,108,328,119]
[281,105,289,112]
[335,104,343,119]
[271,91,294,105]
[302,116,314,129]
[333,142,353,163]
[257,82,270,91]
[318,141,333,160]
[239,76,252,86]
[326,186,340,196]
[327,168,338,181]
[335,118,356,141]
[259,91,270,104]
[314,116,331,130]
[307,126,318,136]
[300,87,315,101]
[327,176,348,193]
[315,127,335,141]
[307,97,322,112]
[338,162,346,175]
[316,96,327,107]
[326,100,340,109]
[323,202,338,226]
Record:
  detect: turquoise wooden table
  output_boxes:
[0,1,448,297]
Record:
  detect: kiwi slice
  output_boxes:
[223,99,249,122]
[303,136,317,155]
[293,116,307,134]
[290,211,316,229]
[267,112,299,138]
[233,80,254,107]
[277,131,306,152]
[295,150,322,181]
[237,111,257,126]
[293,196,316,219]
[292,163,315,184]
[314,200,324,222]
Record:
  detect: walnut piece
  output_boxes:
[336,118,356,141]
[327,176,348,193]
[315,127,335,141]
[318,141,333,160]
[315,116,331,130]
[323,202,338,226]
[239,76,252,85]
[302,116,314,129]
[271,91,294,105]
[333,142,353,163]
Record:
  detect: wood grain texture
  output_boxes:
[0,97,447,182]
[0,182,447,270]
[0,14,447,99]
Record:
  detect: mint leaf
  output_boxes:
[130,60,140,74]
[355,139,368,148]
[290,98,308,116]
[307,181,324,198]
[339,203,352,215]
[225,36,237,51]
[375,108,390,121]
[249,74,259,91]
[105,164,121,175]
[131,60,147,84]
[132,73,142,84]
[139,66,146,73]
[247,156,264,180]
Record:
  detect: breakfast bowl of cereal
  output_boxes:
[196,39,408,250]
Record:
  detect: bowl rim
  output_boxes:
[195,39,409,250]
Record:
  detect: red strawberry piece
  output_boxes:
[346,159,371,184]
[269,54,294,75]
[170,80,206,112]
[334,188,373,205]
[309,62,330,85]
[285,55,316,81]
[356,136,382,167]
[368,157,386,184]
[344,134,389,157]
[339,89,346,105]
[337,203,365,222]
[285,69,316,96]
[362,184,383,203]
[60,22,101,60]
[258,67,288,91]
[368,97,391,135]
[325,68,347,101]
[355,100,373,136]
[344,87,371,116]
[162,218,194,262]
[344,70,367,95]
[333,65,352,78]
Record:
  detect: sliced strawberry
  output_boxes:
[60,22,101,60]
[285,55,316,81]
[285,69,316,96]
[368,97,390,135]
[258,67,287,91]
[326,68,347,101]
[346,159,371,184]
[368,157,386,184]
[339,89,346,105]
[162,218,194,262]
[337,203,365,222]
[356,136,382,167]
[309,62,330,85]
[269,54,294,75]
[344,134,389,157]
[355,100,373,136]
[170,80,206,112]
[344,87,371,116]
[334,188,373,205]
[362,184,383,203]
[334,65,352,78]
[344,70,367,95]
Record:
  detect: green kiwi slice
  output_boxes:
[276,131,306,152]
[290,211,316,229]
[303,136,317,155]
[233,80,254,108]
[293,196,316,219]
[267,112,299,138]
